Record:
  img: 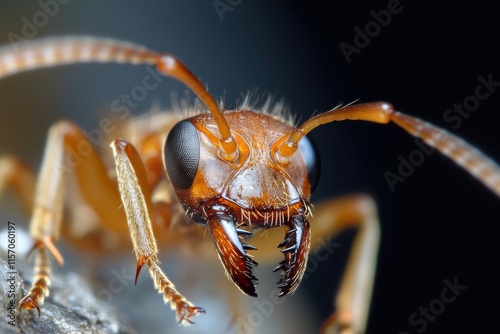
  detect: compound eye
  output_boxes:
[298,135,321,193]
[164,120,200,189]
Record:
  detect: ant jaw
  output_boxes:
[202,202,311,298]
[205,213,259,297]
[274,215,311,297]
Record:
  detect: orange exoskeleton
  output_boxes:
[0,37,499,333]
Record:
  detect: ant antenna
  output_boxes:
[274,102,392,164]
[0,37,239,161]
[157,55,238,161]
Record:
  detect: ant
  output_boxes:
[0,37,499,333]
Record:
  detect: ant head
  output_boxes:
[163,109,320,209]
[159,55,323,297]
[162,106,320,297]
[157,54,321,209]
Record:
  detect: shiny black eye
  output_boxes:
[298,136,321,193]
[164,120,200,189]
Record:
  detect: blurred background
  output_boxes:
[0,1,499,333]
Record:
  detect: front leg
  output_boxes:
[17,120,126,314]
[110,139,204,325]
[310,194,380,334]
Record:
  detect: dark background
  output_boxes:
[0,1,499,333]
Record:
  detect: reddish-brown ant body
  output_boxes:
[0,37,499,333]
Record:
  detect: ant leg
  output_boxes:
[246,194,379,333]
[310,194,380,334]
[110,140,205,326]
[18,120,127,314]
[0,155,36,213]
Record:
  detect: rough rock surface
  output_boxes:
[0,257,137,334]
